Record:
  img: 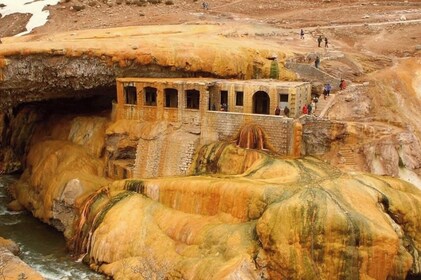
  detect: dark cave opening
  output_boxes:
[0,85,117,174]
[11,86,117,116]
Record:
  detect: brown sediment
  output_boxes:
[235,122,275,152]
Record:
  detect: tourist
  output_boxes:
[326,83,331,96]
[311,100,317,114]
[300,29,305,39]
[324,37,329,48]
[317,35,323,47]
[275,106,281,115]
[307,103,312,115]
[284,106,290,117]
[302,104,308,115]
[323,84,328,99]
[315,56,320,68]
[339,79,347,90]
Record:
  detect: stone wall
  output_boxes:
[201,111,294,155]
[133,127,200,178]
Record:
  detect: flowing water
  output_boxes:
[0,175,105,280]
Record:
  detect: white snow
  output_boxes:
[0,0,60,36]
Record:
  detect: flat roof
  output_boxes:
[116,77,309,87]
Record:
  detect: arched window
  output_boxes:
[253,91,270,114]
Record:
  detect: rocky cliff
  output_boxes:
[0,24,294,110]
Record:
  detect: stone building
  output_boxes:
[111,78,311,179]
[114,77,311,120]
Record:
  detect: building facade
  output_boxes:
[114,78,311,121]
[111,78,311,179]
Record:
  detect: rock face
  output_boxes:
[10,111,421,279]
[0,24,291,110]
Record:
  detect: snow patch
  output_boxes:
[0,0,60,36]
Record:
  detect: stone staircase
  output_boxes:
[336,146,360,171]
[315,93,335,117]
[285,62,342,91]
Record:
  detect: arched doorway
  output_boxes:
[253,91,270,114]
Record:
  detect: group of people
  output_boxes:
[299,30,328,47]
[302,96,319,116]
[298,30,329,69]
[274,106,290,117]
[317,35,328,48]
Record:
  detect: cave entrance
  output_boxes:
[164,88,178,108]
[253,91,270,115]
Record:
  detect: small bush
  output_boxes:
[165,0,174,4]
[148,0,162,4]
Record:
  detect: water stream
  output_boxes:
[0,175,105,280]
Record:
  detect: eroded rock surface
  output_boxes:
[12,124,421,279]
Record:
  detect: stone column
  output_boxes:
[156,84,164,121]
[178,84,185,122]
[199,84,209,117]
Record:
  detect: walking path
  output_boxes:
[316,93,337,118]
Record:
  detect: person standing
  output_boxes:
[325,37,329,48]
[307,103,312,115]
[339,79,347,90]
[300,29,305,39]
[311,100,317,114]
[302,104,308,115]
[326,83,331,96]
[284,106,290,117]
[275,106,281,115]
[315,56,320,68]
[317,35,323,47]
